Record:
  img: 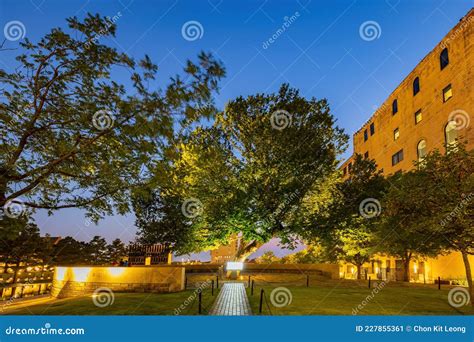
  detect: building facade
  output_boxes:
[340,8,474,282]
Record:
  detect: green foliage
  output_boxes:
[0,13,225,222]
[134,84,348,258]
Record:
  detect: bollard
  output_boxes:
[306,274,309,287]
[198,291,202,314]
[216,275,219,289]
[259,289,264,314]
[211,280,214,296]
[251,280,254,296]
[248,275,251,288]
[368,276,371,289]
[438,276,441,290]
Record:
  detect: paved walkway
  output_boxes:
[209,283,252,316]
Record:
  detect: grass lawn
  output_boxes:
[4,287,218,315]
[246,282,474,315]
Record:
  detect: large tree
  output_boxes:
[0,13,225,225]
[135,84,348,259]
[393,145,473,303]
[301,155,388,279]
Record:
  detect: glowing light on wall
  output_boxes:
[226,262,243,271]
[413,264,418,273]
[73,267,91,282]
[108,267,126,277]
[55,267,67,281]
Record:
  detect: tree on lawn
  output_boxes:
[398,144,473,303]
[377,171,446,281]
[302,155,388,279]
[255,251,279,264]
[0,13,225,227]
[134,84,348,260]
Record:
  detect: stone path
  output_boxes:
[209,283,252,316]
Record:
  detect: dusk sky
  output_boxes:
[1,0,472,260]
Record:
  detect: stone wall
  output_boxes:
[241,263,340,279]
[51,266,185,298]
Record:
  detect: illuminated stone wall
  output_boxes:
[51,266,185,298]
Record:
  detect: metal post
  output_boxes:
[438,276,441,290]
[306,274,309,287]
[259,289,264,314]
[216,275,219,289]
[211,280,214,296]
[248,275,251,288]
[368,276,371,289]
[251,280,254,296]
[198,291,202,314]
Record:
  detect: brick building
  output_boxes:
[340,8,474,282]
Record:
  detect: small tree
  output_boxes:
[107,238,127,264]
[256,251,279,264]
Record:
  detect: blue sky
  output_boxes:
[1,0,472,259]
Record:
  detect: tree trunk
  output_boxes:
[461,251,473,305]
[235,239,263,262]
[403,258,411,282]
[356,264,362,280]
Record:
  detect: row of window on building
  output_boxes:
[362,48,451,143]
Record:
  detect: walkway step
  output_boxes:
[209,283,252,316]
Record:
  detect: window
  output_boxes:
[440,48,449,70]
[392,99,398,115]
[392,149,404,166]
[413,77,420,96]
[393,128,399,140]
[364,151,369,159]
[414,109,422,124]
[445,121,458,150]
[364,129,368,141]
[417,140,427,162]
[370,123,375,136]
[443,84,453,102]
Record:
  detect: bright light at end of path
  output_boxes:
[226,262,243,271]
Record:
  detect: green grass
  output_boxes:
[247,282,474,315]
[4,287,218,315]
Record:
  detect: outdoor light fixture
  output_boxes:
[226,262,243,271]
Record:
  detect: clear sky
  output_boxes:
[1,0,472,260]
